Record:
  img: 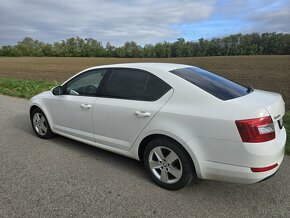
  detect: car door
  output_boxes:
[48,68,108,141]
[92,68,173,150]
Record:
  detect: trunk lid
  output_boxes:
[237,89,285,132]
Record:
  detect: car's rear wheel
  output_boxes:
[143,137,195,190]
[30,108,53,139]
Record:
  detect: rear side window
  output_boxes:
[104,69,147,100]
[143,76,171,101]
[170,67,249,100]
[103,68,171,101]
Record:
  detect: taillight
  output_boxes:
[251,163,278,172]
[235,116,275,143]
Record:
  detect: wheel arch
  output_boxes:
[29,103,54,131]
[30,105,40,116]
[138,133,201,178]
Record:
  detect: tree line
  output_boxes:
[1,32,289,57]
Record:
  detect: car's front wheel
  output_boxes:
[143,137,195,190]
[30,108,53,139]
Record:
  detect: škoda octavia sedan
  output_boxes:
[30,63,286,190]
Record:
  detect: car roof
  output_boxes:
[90,62,191,72]
[62,63,194,86]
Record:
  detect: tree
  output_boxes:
[122,41,142,58]
[143,44,156,58]
[1,32,289,57]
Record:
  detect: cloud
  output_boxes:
[0,0,289,46]
[247,4,290,33]
[179,0,290,41]
[0,0,215,45]
[215,0,290,34]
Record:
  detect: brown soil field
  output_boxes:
[0,55,289,109]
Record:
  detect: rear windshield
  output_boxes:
[170,67,250,100]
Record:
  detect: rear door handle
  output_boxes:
[135,111,151,117]
[80,104,92,109]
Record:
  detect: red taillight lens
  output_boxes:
[251,163,278,172]
[235,116,275,143]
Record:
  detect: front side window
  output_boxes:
[170,67,250,100]
[103,68,171,101]
[65,69,107,96]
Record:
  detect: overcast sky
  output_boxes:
[0,0,289,46]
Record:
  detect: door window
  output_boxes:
[65,69,107,96]
[104,68,148,100]
[103,68,171,101]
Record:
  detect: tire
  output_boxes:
[30,108,54,139]
[143,137,196,190]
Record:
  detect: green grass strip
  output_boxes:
[0,77,289,155]
[0,77,58,99]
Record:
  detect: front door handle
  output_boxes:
[80,104,92,109]
[135,111,151,117]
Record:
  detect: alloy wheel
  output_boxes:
[148,146,183,184]
[32,112,48,136]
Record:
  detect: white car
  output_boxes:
[29,63,286,190]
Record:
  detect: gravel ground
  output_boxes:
[0,94,289,217]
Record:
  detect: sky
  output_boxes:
[0,0,289,46]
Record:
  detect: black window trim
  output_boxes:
[99,67,172,102]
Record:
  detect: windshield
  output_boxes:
[170,67,250,100]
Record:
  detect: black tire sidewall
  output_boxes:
[143,137,194,190]
[30,108,53,139]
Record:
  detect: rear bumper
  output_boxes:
[192,127,286,184]
[199,153,283,184]
[257,168,279,183]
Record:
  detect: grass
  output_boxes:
[0,76,289,155]
[0,77,58,98]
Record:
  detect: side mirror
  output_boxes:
[52,86,64,95]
